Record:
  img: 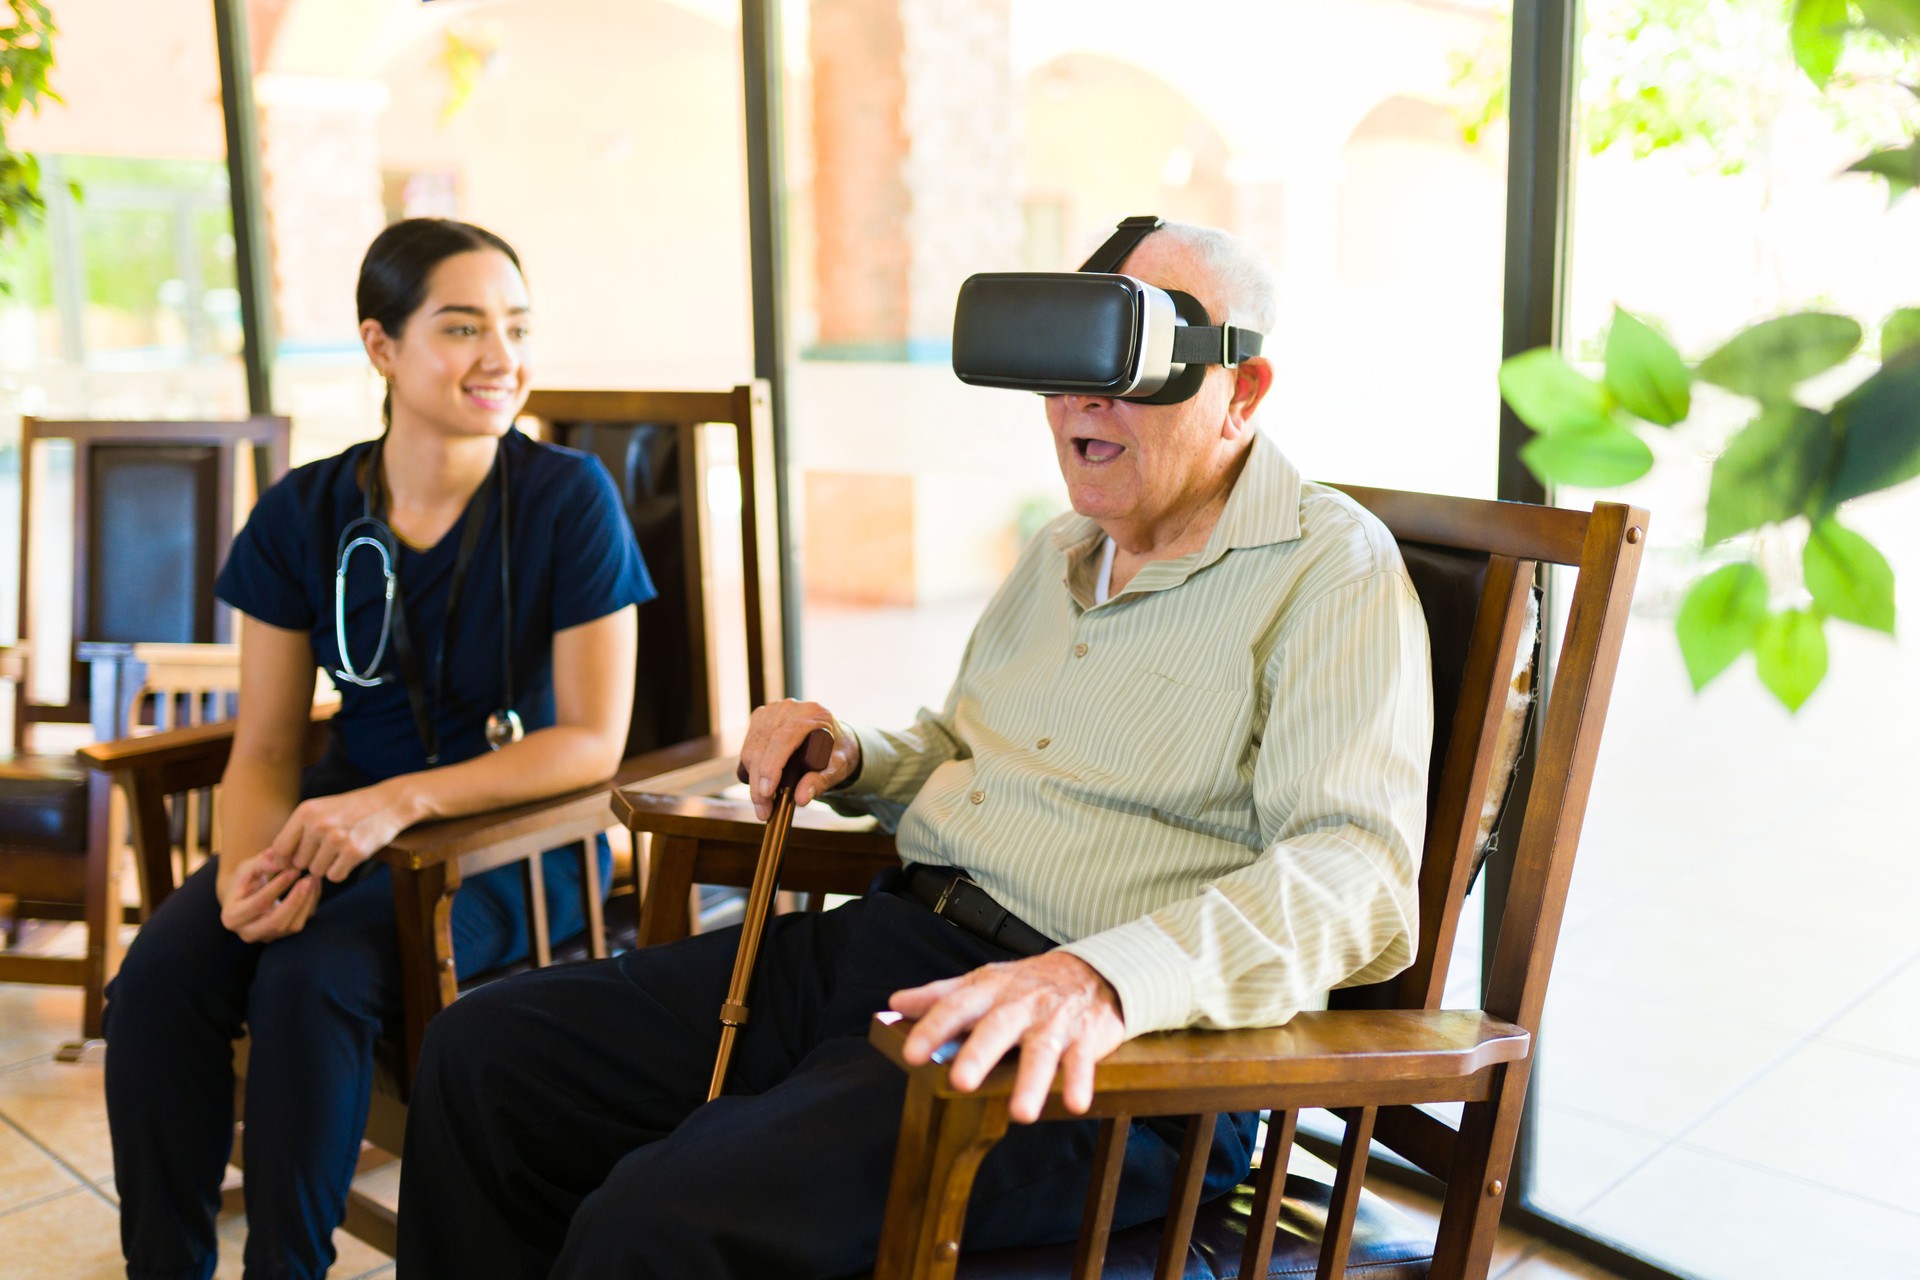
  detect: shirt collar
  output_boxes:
[1051,429,1303,605]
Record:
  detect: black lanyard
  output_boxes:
[366,438,504,767]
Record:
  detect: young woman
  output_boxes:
[103,218,653,1280]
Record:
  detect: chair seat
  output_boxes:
[0,754,92,854]
[953,1172,1433,1280]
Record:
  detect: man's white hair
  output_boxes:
[1143,222,1277,336]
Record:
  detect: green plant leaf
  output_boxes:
[1827,348,1920,506]
[1753,608,1829,711]
[1703,402,1834,543]
[1605,307,1691,425]
[1804,518,1897,634]
[1498,348,1613,434]
[1848,139,1920,202]
[1696,313,1862,397]
[1791,0,1850,86]
[1859,0,1920,43]
[1520,418,1654,489]
[1676,563,1769,691]
[1883,307,1920,360]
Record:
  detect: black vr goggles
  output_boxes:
[950,214,1264,405]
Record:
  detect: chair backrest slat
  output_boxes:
[17,417,289,745]
[521,385,783,756]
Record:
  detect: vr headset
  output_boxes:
[950,214,1264,405]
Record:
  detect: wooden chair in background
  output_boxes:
[613,489,1646,1280]
[79,383,784,1252]
[0,416,289,1043]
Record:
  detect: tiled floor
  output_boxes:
[0,974,1624,1280]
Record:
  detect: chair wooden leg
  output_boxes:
[579,838,608,960]
[1070,1115,1130,1280]
[77,772,118,1042]
[389,859,461,1097]
[1430,1062,1529,1280]
[520,854,552,968]
[1153,1112,1218,1280]
[872,1075,1010,1280]
[637,834,697,947]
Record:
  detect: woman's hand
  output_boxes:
[268,780,420,884]
[218,849,321,943]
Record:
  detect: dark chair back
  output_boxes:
[520,386,784,754]
[17,416,290,747]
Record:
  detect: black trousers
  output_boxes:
[104,759,608,1280]
[396,885,1256,1279]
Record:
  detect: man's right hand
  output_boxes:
[738,699,862,821]
[217,849,321,943]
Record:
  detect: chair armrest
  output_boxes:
[867,1009,1530,1120]
[613,785,899,897]
[380,735,733,875]
[79,710,334,793]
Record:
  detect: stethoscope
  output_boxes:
[333,434,524,765]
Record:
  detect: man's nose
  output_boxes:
[1055,392,1116,412]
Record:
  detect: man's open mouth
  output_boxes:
[1073,437,1125,463]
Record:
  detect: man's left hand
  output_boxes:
[891,952,1125,1124]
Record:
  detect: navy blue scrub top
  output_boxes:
[216,427,654,781]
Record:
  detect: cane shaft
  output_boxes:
[707,786,798,1100]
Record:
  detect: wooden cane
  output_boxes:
[708,725,837,1100]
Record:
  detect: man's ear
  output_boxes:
[360,319,395,376]
[1223,356,1274,440]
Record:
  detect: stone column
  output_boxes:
[809,0,1020,359]
[253,73,389,349]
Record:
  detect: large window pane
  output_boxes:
[1529,6,1920,1275]
[0,0,244,679]
[784,0,1511,728]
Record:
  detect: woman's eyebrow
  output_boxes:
[429,303,533,317]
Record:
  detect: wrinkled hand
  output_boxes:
[738,699,861,821]
[218,849,320,943]
[267,781,414,884]
[892,952,1127,1124]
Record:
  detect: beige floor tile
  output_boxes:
[0,1056,114,1181]
[1527,1105,1665,1217]
[211,1209,394,1279]
[1497,1240,1637,1280]
[1824,955,1920,1064]
[349,1158,401,1212]
[1582,1145,1920,1279]
[0,984,84,1069]
[0,1185,126,1278]
[0,1119,84,1214]
[1534,979,1800,1137]
[1681,1038,1920,1213]
[1551,898,1908,1034]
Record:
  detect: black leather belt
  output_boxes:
[902,864,1055,958]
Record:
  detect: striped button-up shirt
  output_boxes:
[833,430,1433,1036]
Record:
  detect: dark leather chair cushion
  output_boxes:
[0,755,92,854]
[953,1170,1433,1279]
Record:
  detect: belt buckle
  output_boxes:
[931,873,975,922]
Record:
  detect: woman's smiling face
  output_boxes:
[368,248,533,439]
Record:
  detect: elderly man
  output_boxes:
[396,222,1432,1279]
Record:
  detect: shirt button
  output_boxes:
[1036,737,1051,750]
[1073,643,1089,658]
[969,790,985,805]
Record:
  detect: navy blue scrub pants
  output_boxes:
[103,794,603,1280]
[395,884,1257,1279]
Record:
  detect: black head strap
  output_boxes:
[1076,215,1264,404]
[1077,214,1165,272]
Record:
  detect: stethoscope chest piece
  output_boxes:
[485,708,525,751]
